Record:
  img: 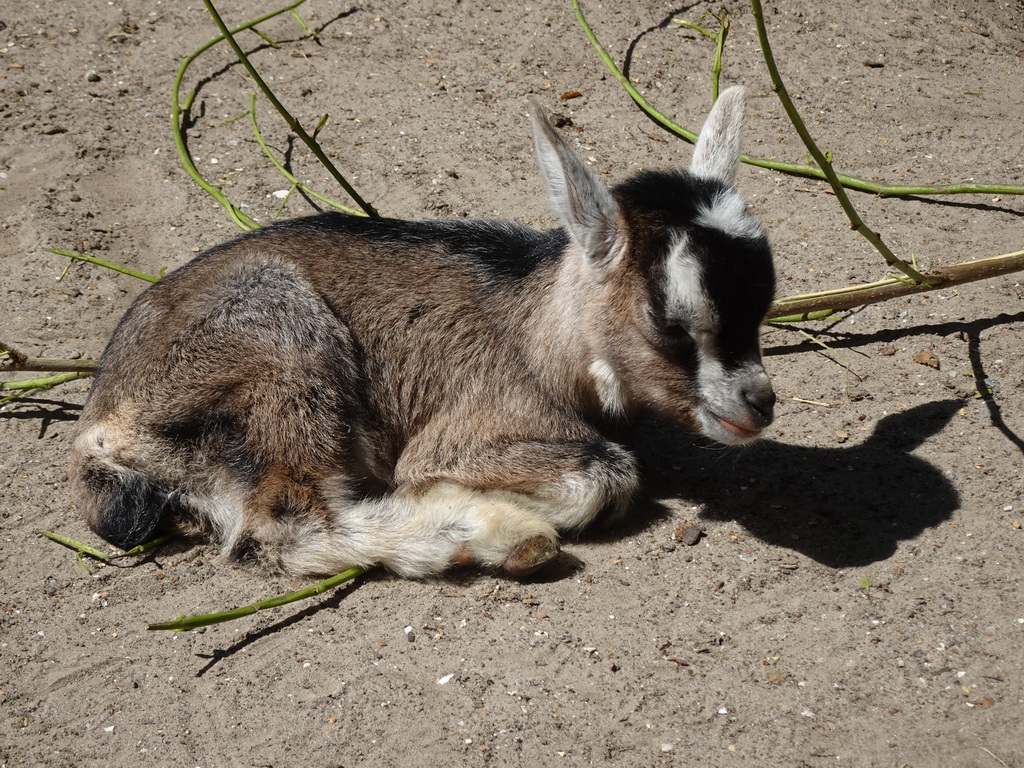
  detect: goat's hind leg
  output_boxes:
[81,258,372,559]
[200,440,629,579]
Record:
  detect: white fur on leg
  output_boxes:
[422,483,558,568]
[515,445,640,530]
[280,480,558,578]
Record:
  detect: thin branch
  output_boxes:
[673,11,729,102]
[0,371,91,404]
[572,0,1024,198]
[38,530,175,575]
[749,0,924,283]
[710,12,728,103]
[768,248,1024,321]
[147,565,371,631]
[572,0,698,139]
[171,2,310,231]
[249,93,367,216]
[46,248,159,283]
[202,0,379,218]
[2,358,98,373]
[38,529,174,562]
[1,342,98,373]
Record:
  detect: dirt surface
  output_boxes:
[2,1,1023,766]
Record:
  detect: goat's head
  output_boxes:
[531,87,776,445]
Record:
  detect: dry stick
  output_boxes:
[1,342,98,373]
[769,248,1024,320]
[202,0,379,218]
[749,0,923,284]
[571,0,1024,198]
[147,566,370,631]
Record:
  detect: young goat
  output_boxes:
[70,87,776,578]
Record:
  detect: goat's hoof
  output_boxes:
[503,535,560,576]
[450,542,473,566]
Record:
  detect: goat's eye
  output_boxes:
[661,322,696,354]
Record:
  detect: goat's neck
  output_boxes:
[519,249,617,420]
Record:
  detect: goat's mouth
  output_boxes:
[696,405,769,446]
[714,414,763,440]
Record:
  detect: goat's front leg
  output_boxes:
[461,439,641,529]
[399,438,641,573]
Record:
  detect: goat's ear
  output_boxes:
[690,86,747,184]
[529,98,621,267]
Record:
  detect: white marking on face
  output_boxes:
[588,358,626,418]
[661,237,772,445]
[663,236,715,328]
[695,190,765,242]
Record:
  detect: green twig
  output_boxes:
[37,530,112,573]
[673,11,729,101]
[572,0,697,141]
[572,0,1024,198]
[290,9,312,36]
[37,530,174,574]
[1,371,92,403]
[38,529,174,561]
[749,0,924,284]
[171,1,313,231]
[147,565,371,631]
[107,536,177,561]
[0,356,98,373]
[203,0,379,218]
[250,25,280,49]
[249,93,367,216]
[46,248,159,283]
[38,529,112,559]
[767,309,837,323]
[710,12,728,102]
[274,183,299,216]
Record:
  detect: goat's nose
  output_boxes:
[743,382,776,421]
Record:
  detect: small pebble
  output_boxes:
[673,523,703,546]
[86,70,101,82]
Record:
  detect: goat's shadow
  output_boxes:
[627,398,963,568]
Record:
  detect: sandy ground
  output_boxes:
[2,0,1023,766]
